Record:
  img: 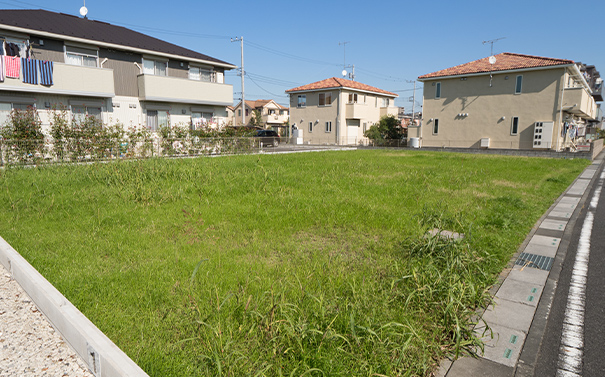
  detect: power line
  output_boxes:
[246,40,340,67]
[246,75,289,98]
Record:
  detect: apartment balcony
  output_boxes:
[563,87,597,120]
[137,74,232,106]
[0,63,114,97]
[345,103,365,119]
[264,114,289,125]
[380,106,399,117]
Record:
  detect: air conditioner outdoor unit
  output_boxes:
[480,138,490,148]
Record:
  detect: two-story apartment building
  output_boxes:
[416,53,601,150]
[286,77,398,145]
[232,99,289,132]
[0,9,236,132]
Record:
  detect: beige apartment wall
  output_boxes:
[421,68,566,149]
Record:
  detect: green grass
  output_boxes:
[0,150,588,376]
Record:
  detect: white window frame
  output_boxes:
[297,95,306,108]
[143,58,167,76]
[189,66,213,82]
[319,92,332,106]
[511,116,519,135]
[65,45,98,67]
[325,121,332,133]
[147,110,169,132]
[432,119,439,135]
[515,75,523,94]
[308,121,313,133]
[435,82,441,99]
[191,111,214,130]
[348,93,358,104]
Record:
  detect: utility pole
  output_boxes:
[406,80,417,127]
[231,36,245,125]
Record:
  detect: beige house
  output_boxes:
[286,77,398,145]
[416,53,601,150]
[233,100,289,131]
[0,9,235,132]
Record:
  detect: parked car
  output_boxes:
[253,130,280,147]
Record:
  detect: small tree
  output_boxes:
[249,109,263,128]
[1,107,44,164]
[363,114,403,141]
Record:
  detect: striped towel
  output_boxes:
[22,58,38,84]
[5,56,20,78]
[39,60,53,86]
[0,56,4,82]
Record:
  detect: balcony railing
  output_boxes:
[563,87,597,119]
[0,63,115,97]
[137,74,233,106]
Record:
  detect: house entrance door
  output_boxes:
[346,119,360,145]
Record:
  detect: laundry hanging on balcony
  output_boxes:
[5,55,20,78]
[38,60,53,86]
[21,58,38,84]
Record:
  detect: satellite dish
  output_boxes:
[488,55,497,65]
[342,69,347,77]
[79,6,88,17]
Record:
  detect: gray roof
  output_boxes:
[0,9,233,67]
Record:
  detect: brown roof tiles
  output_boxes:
[286,77,397,96]
[418,53,574,80]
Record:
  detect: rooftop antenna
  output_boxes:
[482,37,506,56]
[483,37,505,87]
[338,41,355,80]
[79,0,88,19]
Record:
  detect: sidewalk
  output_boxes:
[437,153,605,377]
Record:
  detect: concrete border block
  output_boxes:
[0,236,149,377]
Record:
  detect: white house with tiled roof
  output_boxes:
[233,99,289,132]
[286,77,398,145]
[416,52,602,151]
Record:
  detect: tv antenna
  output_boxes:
[338,41,355,80]
[482,37,506,56]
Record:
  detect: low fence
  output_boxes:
[0,137,284,166]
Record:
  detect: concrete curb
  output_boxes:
[0,237,148,377]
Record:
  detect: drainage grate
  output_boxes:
[515,252,554,271]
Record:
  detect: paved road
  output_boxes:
[534,167,605,376]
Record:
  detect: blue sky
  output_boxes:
[2,0,603,111]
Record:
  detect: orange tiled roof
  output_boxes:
[418,53,574,80]
[286,77,397,96]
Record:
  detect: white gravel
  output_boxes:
[0,264,94,377]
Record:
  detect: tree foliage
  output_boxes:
[363,114,403,140]
[249,109,263,128]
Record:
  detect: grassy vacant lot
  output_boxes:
[0,150,588,376]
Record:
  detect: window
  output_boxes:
[191,112,213,130]
[65,45,98,67]
[432,119,439,135]
[245,109,249,117]
[238,109,241,116]
[72,105,102,124]
[348,93,358,104]
[435,82,441,99]
[147,110,169,131]
[380,98,390,107]
[363,122,367,133]
[511,117,519,135]
[319,92,332,106]
[297,95,306,108]
[189,66,213,82]
[0,102,35,126]
[515,75,523,94]
[279,110,285,115]
[325,121,332,133]
[309,121,313,133]
[268,109,276,115]
[143,58,167,76]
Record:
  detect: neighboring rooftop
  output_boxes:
[237,100,287,109]
[418,52,575,80]
[286,77,397,97]
[0,9,234,67]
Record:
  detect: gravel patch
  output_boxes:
[0,264,93,377]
